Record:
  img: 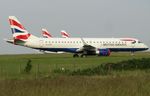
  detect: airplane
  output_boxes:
[61,30,70,38]
[42,28,52,38]
[6,16,149,57]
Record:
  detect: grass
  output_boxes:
[0,52,150,78]
[0,75,150,96]
[0,52,150,96]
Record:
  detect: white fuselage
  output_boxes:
[24,37,148,53]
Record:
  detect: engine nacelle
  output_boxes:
[96,48,110,56]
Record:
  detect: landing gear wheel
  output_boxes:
[131,51,134,56]
[73,54,79,58]
[80,54,87,58]
[81,54,84,58]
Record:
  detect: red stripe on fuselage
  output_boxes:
[121,39,135,41]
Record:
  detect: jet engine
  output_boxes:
[96,48,110,56]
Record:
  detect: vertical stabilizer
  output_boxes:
[61,30,70,38]
[42,28,52,38]
[8,16,38,42]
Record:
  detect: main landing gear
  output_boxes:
[73,54,87,58]
[80,54,87,58]
[73,54,79,58]
[131,51,135,56]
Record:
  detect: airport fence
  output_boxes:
[1,58,150,79]
[0,59,96,79]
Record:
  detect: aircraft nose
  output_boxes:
[144,44,149,50]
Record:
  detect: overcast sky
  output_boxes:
[0,0,150,54]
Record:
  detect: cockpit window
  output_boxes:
[132,41,136,44]
[138,41,142,43]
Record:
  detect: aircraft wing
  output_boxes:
[76,38,110,56]
[76,38,96,54]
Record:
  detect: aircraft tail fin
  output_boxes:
[42,28,52,38]
[8,16,38,44]
[61,30,70,38]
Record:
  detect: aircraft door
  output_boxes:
[131,40,136,48]
[39,40,44,47]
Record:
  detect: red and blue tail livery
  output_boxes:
[42,28,52,38]
[9,16,31,41]
[61,30,70,38]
